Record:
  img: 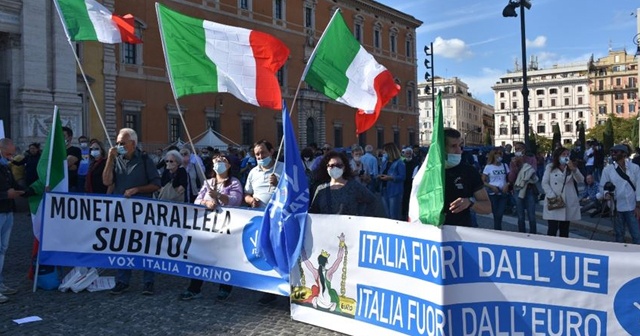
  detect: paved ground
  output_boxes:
[0,199,623,335]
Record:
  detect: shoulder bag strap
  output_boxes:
[615,165,636,191]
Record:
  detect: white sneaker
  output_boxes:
[0,293,7,303]
[0,283,17,295]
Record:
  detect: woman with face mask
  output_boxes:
[309,151,379,216]
[160,150,189,202]
[84,139,108,194]
[542,147,584,237]
[181,154,243,302]
[482,149,510,230]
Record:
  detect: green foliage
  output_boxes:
[552,124,561,149]
[535,135,552,153]
[603,117,614,153]
[578,121,585,147]
[585,114,636,148]
[484,132,492,146]
[632,116,639,149]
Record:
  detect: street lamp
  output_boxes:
[503,0,532,151]
[424,43,435,122]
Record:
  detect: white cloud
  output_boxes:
[526,36,547,48]
[433,37,473,60]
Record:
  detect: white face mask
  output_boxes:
[514,151,524,157]
[327,167,344,180]
[214,162,228,175]
[560,156,570,165]
[446,153,462,168]
[90,150,101,158]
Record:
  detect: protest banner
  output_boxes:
[291,214,640,335]
[38,192,289,295]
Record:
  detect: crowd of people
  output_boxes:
[1,126,640,305]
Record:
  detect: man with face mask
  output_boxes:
[244,139,282,210]
[102,128,161,295]
[62,127,82,192]
[598,144,640,244]
[442,128,491,226]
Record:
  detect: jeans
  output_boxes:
[489,193,508,230]
[382,195,402,220]
[0,212,14,284]
[516,188,537,234]
[614,211,640,244]
[547,220,570,237]
[117,269,155,285]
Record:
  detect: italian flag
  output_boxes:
[29,106,69,241]
[156,4,290,110]
[54,0,142,44]
[303,9,400,134]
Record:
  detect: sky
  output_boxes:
[376,0,639,105]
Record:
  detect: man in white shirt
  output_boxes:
[598,144,640,244]
[244,139,283,209]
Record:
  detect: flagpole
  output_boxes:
[156,3,210,191]
[52,0,114,148]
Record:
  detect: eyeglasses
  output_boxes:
[327,163,344,169]
[165,160,175,163]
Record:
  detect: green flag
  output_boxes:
[29,106,68,240]
[408,92,445,226]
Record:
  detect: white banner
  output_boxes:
[291,214,640,335]
[39,192,289,295]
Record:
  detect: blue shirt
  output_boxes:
[360,153,379,177]
[581,182,599,201]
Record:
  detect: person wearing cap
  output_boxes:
[598,144,640,244]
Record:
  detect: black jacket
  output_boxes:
[0,163,22,213]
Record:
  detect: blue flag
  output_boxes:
[259,101,310,279]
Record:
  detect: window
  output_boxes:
[536,89,544,95]
[500,102,505,110]
[407,89,413,108]
[500,116,505,122]
[578,111,583,118]
[277,66,285,87]
[550,88,558,95]
[616,78,621,86]
[615,93,624,100]
[354,23,362,42]
[512,91,517,97]
[578,97,583,105]
[373,26,381,49]
[500,92,505,98]
[304,6,313,28]
[377,128,384,149]
[538,114,543,120]
[389,28,398,54]
[598,80,603,90]
[124,113,140,137]
[242,119,254,145]
[122,20,143,65]
[563,87,569,93]
[564,112,570,119]
[564,98,569,106]
[630,77,637,88]
[616,104,624,114]
[499,126,508,135]
[577,86,583,92]
[405,40,412,58]
[598,106,606,114]
[306,117,315,145]
[392,95,398,106]
[121,100,144,138]
[629,91,637,100]
[240,0,250,10]
[564,124,572,132]
[550,99,556,107]
[598,94,604,101]
[538,100,543,108]
[537,125,545,133]
[630,103,636,113]
[512,125,520,135]
[512,101,518,109]
[274,0,283,20]
[551,113,556,119]
[207,116,220,132]
[169,117,181,142]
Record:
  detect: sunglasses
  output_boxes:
[165,160,175,163]
[327,163,344,169]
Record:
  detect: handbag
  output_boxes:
[157,181,184,202]
[546,169,567,211]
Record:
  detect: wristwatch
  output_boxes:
[468,198,475,209]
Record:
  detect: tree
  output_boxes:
[552,123,561,149]
[536,135,552,154]
[603,117,614,153]
[578,121,585,148]
[529,127,538,154]
[632,115,639,149]
[585,114,635,145]
[484,131,492,146]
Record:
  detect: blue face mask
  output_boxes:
[560,157,570,165]
[446,154,462,168]
[257,156,272,167]
[116,145,127,156]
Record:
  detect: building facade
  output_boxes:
[492,61,591,148]
[417,77,493,146]
[588,49,638,126]
[109,0,421,151]
[0,0,82,149]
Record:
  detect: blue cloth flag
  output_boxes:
[259,101,310,279]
